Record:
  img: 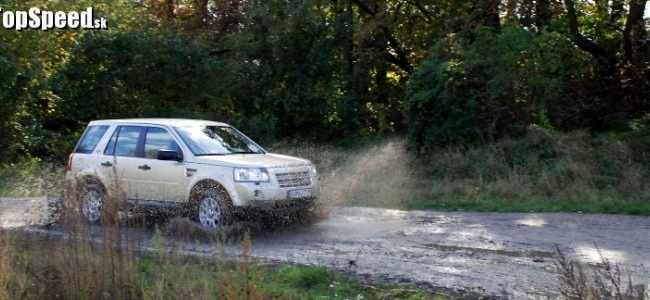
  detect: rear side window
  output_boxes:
[75,125,109,154]
[104,126,143,157]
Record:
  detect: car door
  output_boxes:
[127,126,186,202]
[103,125,146,200]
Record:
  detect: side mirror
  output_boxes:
[157,149,183,162]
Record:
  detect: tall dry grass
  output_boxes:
[0,175,270,299]
[271,128,650,214]
[0,232,30,299]
[0,162,65,197]
[556,245,648,299]
[53,179,143,298]
[416,127,650,212]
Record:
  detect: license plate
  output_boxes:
[287,189,312,199]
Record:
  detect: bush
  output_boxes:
[406,25,591,150]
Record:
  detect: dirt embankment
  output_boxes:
[2,197,650,299]
[0,196,60,228]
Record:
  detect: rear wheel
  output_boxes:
[81,183,104,224]
[196,188,232,229]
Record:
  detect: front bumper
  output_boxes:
[247,197,316,214]
[230,164,320,208]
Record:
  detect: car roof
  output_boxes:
[87,118,230,127]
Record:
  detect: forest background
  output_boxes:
[2,0,650,161]
[2,0,650,213]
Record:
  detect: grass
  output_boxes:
[271,127,650,215]
[406,128,650,214]
[0,229,443,299]
[0,159,64,197]
[266,265,439,299]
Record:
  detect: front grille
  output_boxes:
[275,171,311,188]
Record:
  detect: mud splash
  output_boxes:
[318,139,418,210]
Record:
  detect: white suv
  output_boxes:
[66,119,319,229]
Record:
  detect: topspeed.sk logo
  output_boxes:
[0,7,107,31]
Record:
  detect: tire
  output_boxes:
[81,183,104,224]
[295,206,319,225]
[196,188,233,229]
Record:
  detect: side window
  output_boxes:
[144,127,180,159]
[104,126,142,157]
[104,129,118,156]
[75,125,109,154]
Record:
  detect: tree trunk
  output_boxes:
[623,0,648,64]
[535,0,552,30]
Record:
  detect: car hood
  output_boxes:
[194,153,311,168]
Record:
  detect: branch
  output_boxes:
[563,0,618,71]
[411,0,432,23]
[351,0,376,15]
[351,0,413,73]
[380,26,413,73]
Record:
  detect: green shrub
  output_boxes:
[406,25,591,150]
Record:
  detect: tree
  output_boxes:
[142,0,244,42]
[0,0,154,162]
[406,25,591,149]
[563,0,650,127]
[222,0,348,140]
[51,29,232,129]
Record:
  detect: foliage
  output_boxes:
[51,29,232,131]
[406,25,591,149]
[1,0,650,166]
[221,1,347,141]
[0,0,151,163]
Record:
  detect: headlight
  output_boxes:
[234,168,269,182]
[310,164,317,176]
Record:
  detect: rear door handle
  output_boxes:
[138,165,151,171]
[101,162,113,167]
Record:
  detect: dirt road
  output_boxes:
[2,197,649,298]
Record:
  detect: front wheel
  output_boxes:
[295,205,319,225]
[197,188,232,229]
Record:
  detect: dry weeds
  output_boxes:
[556,245,647,300]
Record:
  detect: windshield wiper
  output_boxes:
[195,153,229,156]
[227,151,262,155]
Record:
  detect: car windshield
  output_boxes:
[174,125,265,156]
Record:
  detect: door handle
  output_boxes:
[138,165,151,171]
[101,162,113,167]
